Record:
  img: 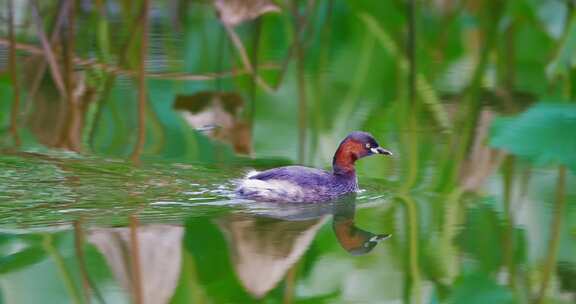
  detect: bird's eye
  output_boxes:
[365,143,371,149]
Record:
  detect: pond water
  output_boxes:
[1,1,576,304]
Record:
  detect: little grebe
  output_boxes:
[236,131,392,202]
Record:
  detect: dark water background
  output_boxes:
[1,0,576,303]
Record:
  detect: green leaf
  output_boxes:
[0,247,47,274]
[490,103,576,171]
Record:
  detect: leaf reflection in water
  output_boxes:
[88,225,184,304]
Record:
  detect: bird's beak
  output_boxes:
[370,147,393,156]
[369,234,391,242]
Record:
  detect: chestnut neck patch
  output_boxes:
[333,139,365,175]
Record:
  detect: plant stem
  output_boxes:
[31,0,66,97]
[43,234,83,304]
[407,0,416,109]
[396,194,422,304]
[292,1,307,164]
[535,166,567,303]
[7,0,21,146]
[130,0,149,163]
[129,215,143,304]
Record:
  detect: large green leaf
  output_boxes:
[490,103,576,171]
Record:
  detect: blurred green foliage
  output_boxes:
[0,0,576,303]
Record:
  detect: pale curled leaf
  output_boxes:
[174,92,252,154]
[214,0,280,26]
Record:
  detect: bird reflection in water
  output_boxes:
[331,199,391,255]
[218,194,390,297]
